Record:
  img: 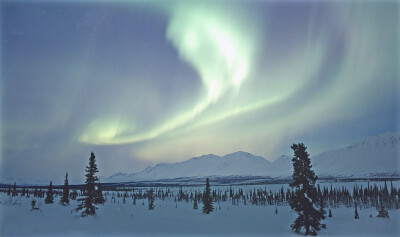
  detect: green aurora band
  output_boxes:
[78,1,398,161]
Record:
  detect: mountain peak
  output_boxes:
[231,151,251,155]
[189,154,220,161]
[346,131,400,150]
[274,155,291,162]
[109,172,128,178]
[225,151,253,157]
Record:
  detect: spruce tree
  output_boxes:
[328,208,332,218]
[31,199,36,210]
[377,196,389,218]
[76,152,101,217]
[193,197,198,210]
[60,172,70,206]
[354,202,359,219]
[7,184,11,196]
[12,182,17,196]
[202,178,214,214]
[45,181,54,204]
[148,189,155,210]
[289,143,324,236]
[30,199,40,211]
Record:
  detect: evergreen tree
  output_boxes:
[354,202,359,219]
[202,178,214,214]
[328,209,332,218]
[193,197,198,210]
[45,181,54,204]
[148,189,155,210]
[289,143,324,236]
[76,152,101,217]
[12,182,17,196]
[377,196,389,218]
[31,199,36,210]
[275,206,278,214]
[30,199,40,211]
[7,184,11,196]
[60,172,70,206]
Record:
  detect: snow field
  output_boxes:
[1,182,399,236]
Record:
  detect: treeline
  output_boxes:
[2,182,79,200]
[3,181,398,212]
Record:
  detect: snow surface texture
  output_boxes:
[107,132,400,182]
[1,183,399,236]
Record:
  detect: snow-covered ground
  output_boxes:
[1,182,399,236]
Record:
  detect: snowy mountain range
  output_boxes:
[106,132,400,183]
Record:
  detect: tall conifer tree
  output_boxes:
[76,152,102,217]
[60,172,70,206]
[289,143,324,236]
[202,178,214,214]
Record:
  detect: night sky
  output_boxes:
[1,1,398,184]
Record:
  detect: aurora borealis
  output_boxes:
[1,1,399,183]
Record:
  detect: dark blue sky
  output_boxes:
[1,1,398,184]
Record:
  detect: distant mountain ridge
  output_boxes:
[312,132,400,177]
[106,132,400,182]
